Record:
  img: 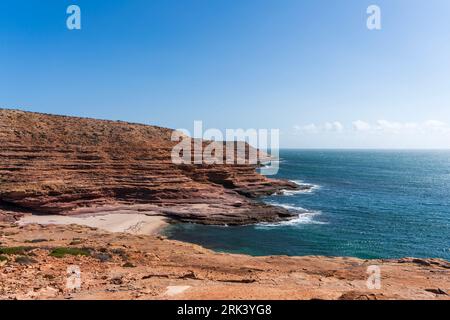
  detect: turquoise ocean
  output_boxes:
[164,150,450,260]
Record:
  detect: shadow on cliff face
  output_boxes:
[0,109,300,225]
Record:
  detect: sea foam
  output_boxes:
[258,201,326,227]
[281,180,321,195]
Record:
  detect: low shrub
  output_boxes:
[49,247,91,258]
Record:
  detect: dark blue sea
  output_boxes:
[164,150,450,260]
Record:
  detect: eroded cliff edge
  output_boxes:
[0,109,300,224]
[0,223,448,300]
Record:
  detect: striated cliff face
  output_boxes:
[0,109,300,224]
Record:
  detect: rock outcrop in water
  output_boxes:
[0,109,301,224]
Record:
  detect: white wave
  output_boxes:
[281,180,321,195]
[265,202,307,212]
[258,202,326,227]
[256,211,325,228]
[270,159,286,163]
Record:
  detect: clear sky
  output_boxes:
[1,0,450,148]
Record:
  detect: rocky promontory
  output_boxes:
[0,109,300,224]
[1,109,449,301]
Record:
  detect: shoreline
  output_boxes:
[1,222,449,300]
[17,213,449,263]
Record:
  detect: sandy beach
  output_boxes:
[18,213,169,235]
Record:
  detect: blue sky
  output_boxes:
[1,0,450,148]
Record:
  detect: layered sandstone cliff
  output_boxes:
[0,109,300,224]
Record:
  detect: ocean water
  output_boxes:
[164,150,450,260]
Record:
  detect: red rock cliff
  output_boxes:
[0,109,299,224]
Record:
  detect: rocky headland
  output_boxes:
[1,109,448,300]
[0,109,300,225]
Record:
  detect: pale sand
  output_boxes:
[18,213,169,235]
[165,286,191,297]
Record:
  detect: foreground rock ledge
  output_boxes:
[0,223,449,300]
[0,109,300,225]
